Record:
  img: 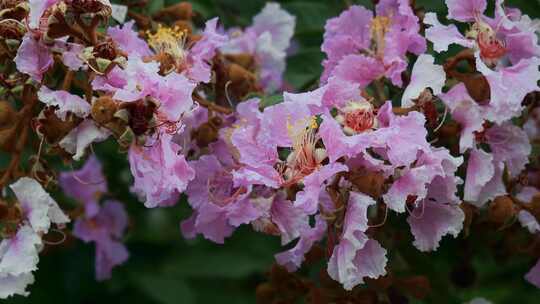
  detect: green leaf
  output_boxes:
[259,94,284,109]
[285,49,324,90]
[133,274,194,304]
[146,0,165,15]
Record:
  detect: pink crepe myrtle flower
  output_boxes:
[327,192,387,290]
[230,98,347,215]
[93,57,196,123]
[321,0,426,87]
[128,133,195,208]
[59,155,107,218]
[221,3,296,92]
[73,200,129,281]
[109,17,226,82]
[425,0,540,65]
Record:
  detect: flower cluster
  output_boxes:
[0,0,539,300]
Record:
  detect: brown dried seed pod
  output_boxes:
[488,195,516,225]
[35,108,80,144]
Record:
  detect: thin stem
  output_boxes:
[193,94,233,115]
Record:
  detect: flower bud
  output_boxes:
[91,96,118,125]
[488,195,515,225]
[224,53,255,71]
[227,63,258,99]
[348,170,386,198]
[155,2,193,21]
[462,74,491,104]
[255,283,276,304]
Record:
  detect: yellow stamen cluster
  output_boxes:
[146,24,188,60]
[282,116,326,186]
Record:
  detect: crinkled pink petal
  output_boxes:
[59,120,111,161]
[424,12,474,52]
[187,18,228,83]
[0,225,41,277]
[321,5,373,83]
[14,34,54,82]
[250,3,295,51]
[445,0,487,22]
[59,155,107,217]
[129,134,194,208]
[464,149,495,206]
[275,215,327,272]
[10,178,70,233]
[0,273,34,299]
[107,21,152,58]
[401,54,446,107]
[486,123,531,178]
[440,84,484,153]
[525,259,540,288]
[327,192,387,290]
[294,163,348,214]
[331,54,385,89]
[37,86,90,120]
[407,200,464,251]
[270,194,309,245]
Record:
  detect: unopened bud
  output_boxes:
[155,2,193,20]
[488,195,515,225]
[348,170,386,198]
[255,283,276,304]
[224,53,255,71]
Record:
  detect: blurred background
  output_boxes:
[4,0,540,303]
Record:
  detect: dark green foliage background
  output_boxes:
[4,0,540,303]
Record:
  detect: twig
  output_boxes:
[193,94,233,115]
